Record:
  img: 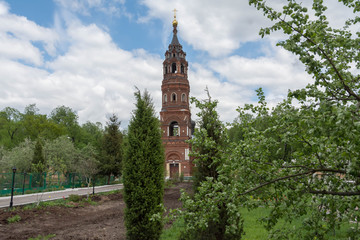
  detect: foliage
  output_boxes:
[160,217,185,240]
[22,104,66,141]
[99,113,123,181]
[163,206,352,240]
[0,104,67,149]
[123,90,164,240]
[28,234,56,240]
[32,139,46,173]
[68,194,82,202]
[79,121,103,149]
[190,89,225,190]
[0,107,23,148]
[7,214,21,224]
[219,1,360,238]
[44,136,78,174]
[0,138,34,172]
[0,105,106,174]
[179,93,244,240]
[49,106,81,146]
[77,144,100,191]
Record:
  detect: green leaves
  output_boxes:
[179,92,244,239]
[123,90,164,240]
[251,0,360,104]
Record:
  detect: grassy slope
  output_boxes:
[161,207,353,240]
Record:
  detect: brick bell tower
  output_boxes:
[160,12,194,179]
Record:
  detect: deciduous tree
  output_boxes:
[179,93,244,240]
[190,90,225,191]
[49,106,81,145]
[0,107,23,148]
[228,1,360,238]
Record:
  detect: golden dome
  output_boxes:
[172,8,178,27]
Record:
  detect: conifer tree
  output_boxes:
[32,139,46,173]
[123,90,164,240]
[100,114,123,183]
[32,139,46,187]
[191,89,225,191]
[180,92,244,240]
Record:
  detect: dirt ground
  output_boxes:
[0,182,192,240]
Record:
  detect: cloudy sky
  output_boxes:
[0,0,355,128]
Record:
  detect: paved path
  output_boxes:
[0,184,123,208]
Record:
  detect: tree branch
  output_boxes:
[309,190,360,196]
[240,170,314,195]
[275,11,360,102]
[301,137,324,168]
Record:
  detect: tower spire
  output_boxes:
[170,8,181,48]
[172,8,178,27]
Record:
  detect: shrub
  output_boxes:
[7,214,21,224]
[68,194,82,202]
[123,90,165,240]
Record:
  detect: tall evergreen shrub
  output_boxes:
[32,139,46,173]
[100,113,123,183]
[123,90,164,240]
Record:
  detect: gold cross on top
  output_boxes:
[173,8,177,19]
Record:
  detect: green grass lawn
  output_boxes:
[161,207,355,240]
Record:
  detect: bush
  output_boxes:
[179,173,184,183]
[7,214,21,224]
[123,90,165,240]
[68,194,82,202]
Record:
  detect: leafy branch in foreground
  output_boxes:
[179,92,244,240]
[229,1,360,238]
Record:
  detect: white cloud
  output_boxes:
[45,23,164,126]
[188,48,313,123]
[0,2,162,126]
[189,63,256,123]
[0,0,357,128]
[0,0,8,15]
[0,33,43,65]
[209,47,311,94]
[54,0,129,17]
[0,3,58,57]
[141,0,358,58]
[141,0,271,57]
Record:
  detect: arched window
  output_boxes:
[164,65,168,74]
[181,93,186,102]
[172,63,177,73]
[171,93,177,102]
[163,94,167,103]
[181,64,184,74]
[169,121,179,136]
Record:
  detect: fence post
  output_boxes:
[72,173,75,189]
[93,176,96,195]
[10,167,16,208]
[43,172,47,190]
[22,172,26,195]
[29,173,32,190]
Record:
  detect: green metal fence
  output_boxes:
[0,172,116,196]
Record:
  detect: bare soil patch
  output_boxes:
[0,182,192,240]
